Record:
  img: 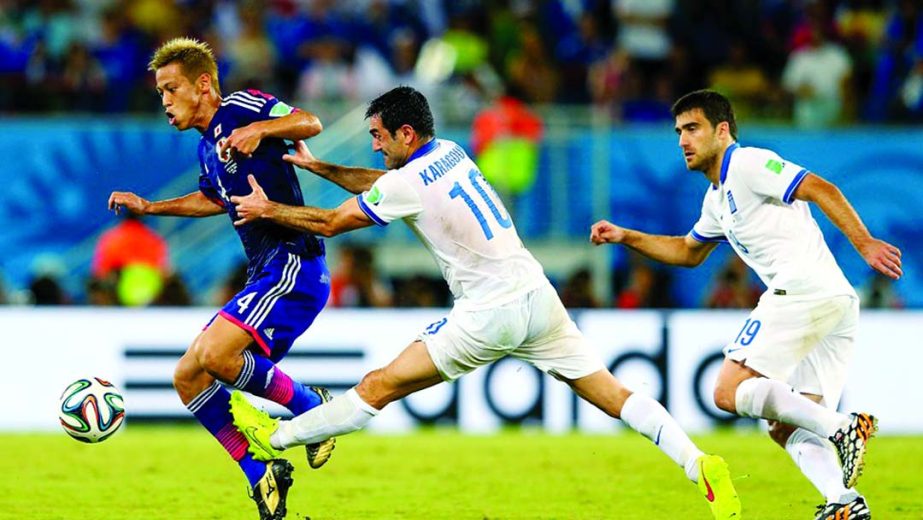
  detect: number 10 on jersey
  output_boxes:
[449,169,512,240]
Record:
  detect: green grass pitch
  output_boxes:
[2,425,921,519]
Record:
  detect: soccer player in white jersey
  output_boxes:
[227,86,741,518]
[591,90,903,520]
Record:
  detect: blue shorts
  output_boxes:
[210,251,330,362]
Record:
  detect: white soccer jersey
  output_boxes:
[356,138,546,309]
[690,143,855,299]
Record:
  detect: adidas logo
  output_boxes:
[264,328,275,340]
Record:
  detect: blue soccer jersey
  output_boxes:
[197,89,324,275]
[198,90,329,355]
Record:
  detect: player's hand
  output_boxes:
[108,191,150,215]
[859,237,902,280]
[220,123,264,159]
[590,220,626,245]
[282,140,318,171]
[230,175,272,226]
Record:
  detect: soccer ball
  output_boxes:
[58,377,125,443]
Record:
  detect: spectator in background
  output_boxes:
[555,11,611,104]
[225,1,277,93]
[615,261,656,309]
[782,21,853,127]
[589,47,632,119]
[709,40,776,120]
[392,274,446,308]
[862,274,904,309]
[470,84,543,216]
[612,253,673,309]
[705,255,761,309]
[560,267,600,308]
[867,0,923,120]
[152,273,193,306]
[92,213,170,306]
[29,273,69,305]
[213,261,249,307]
[505,20,559,103]
[60,41,106,111]
[0,271,9,305]
[329,244,392,307]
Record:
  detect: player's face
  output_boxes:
[155,62,204,131]
[674,109,723,172]
[369,115,410,169]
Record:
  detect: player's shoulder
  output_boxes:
[729,144,785,173]
[220,89,276,114]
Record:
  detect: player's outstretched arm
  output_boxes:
[793,173,903,279]
[231,174,373,237]
[283,140,385,194]
[108,190,224,218]
[590,219,718,267]
[220,110,323,159]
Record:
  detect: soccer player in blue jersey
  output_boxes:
[591,90,902,520]
[107,37,332,520]
[227,86,741,519]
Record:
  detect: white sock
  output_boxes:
[735,378,850,438]
[786,428,858,504]
[271,388,379,449]
[620,393,705,483]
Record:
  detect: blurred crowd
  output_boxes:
[0,0,916,310]
[0,222,902,310]
[1,0,922,124]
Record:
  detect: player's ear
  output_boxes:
[716,121,730,139]
[197,72,211,94]
[400,124,416,145]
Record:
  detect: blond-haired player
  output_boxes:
[108,38,335,520]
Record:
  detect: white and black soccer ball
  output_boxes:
[58,377,125,443]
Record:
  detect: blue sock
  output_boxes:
[234,350,322,415]
[186,382,266,487]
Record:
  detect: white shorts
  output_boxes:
[724,293,859,408]
[419,283,605,382]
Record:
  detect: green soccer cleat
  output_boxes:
[249,459,294,520]
[230,390,283,462]
[829,413,878,489]
[697,454,741,519]
[305,386,336,469]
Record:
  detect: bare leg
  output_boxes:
[273,340,444,448]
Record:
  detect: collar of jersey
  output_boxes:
[406,138,439,164]
[718,142,739,186]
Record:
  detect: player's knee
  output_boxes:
[712,382,738,414]
[173,354,202,399]
[768,420,795,447]
[193,338,234,380]
[356,369,392,410]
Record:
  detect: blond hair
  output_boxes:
[148,37,220,95]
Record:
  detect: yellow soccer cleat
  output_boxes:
[230,390,283,462]
[697,454,741,519]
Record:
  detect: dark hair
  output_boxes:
[365,86,435,138]
[671,89,738,140]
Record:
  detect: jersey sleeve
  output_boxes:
[689,191,727,243]
[356,172,424,226]
[198,171,225,207]
[738,148,809,204]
